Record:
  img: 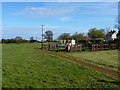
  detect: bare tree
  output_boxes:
[114,17,120,31]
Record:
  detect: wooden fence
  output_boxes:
[41,43,119,52]
[91,44,116,51]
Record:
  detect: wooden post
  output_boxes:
[48,43,49,50]
[92,44,94,51]
[57,43,59,52]
[109,44,111,50]
[101,44,104,50]
[79,44,82,52]
[54,44,56,51]
[41,43,43,49]
[76,45,78,52]
[92,44,95,51]
[80,44,82,52]
[96,44,98,50]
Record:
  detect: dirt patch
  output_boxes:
[34,48,120,79]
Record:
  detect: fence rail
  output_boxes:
[41,43,119,52]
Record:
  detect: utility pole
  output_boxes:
[41,25,45,42]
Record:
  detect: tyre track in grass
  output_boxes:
[34,48,120,79]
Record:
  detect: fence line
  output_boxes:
[41,43,119,52]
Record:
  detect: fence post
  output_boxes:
[92,44,95,51]
[79,44,82,52]
[41,43,43,49]
[92,44,93,51]
[57,43,59,52]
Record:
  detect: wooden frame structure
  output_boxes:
[41,43,118,52]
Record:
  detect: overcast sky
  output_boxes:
[2,2,118,40]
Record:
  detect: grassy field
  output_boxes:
[2,43,119,88]
[0,44,2,88]
[59,50,119,71]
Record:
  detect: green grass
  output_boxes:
[59,50,119,71]
[0,44,2,88]
[2,43,119,88]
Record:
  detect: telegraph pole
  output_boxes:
[41,25,45,42]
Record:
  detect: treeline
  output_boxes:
[1,36,38,43]
[57,28,120,44]
[1,39,28,43]
[57,28,106,40]
[1,28,119,44]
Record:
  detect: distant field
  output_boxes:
[59,50,119,71]
[2,43,119,88]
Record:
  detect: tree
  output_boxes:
[88,28,105,38]
[58,33,70,40]
[14,36,23,43]
[15,36,22,40]
[29,37,37,42]
[30,37,34,42]
[114,18,120,31]
[71,32,84,41]
[30,37,34,41]
[43,30,53,42]
[1,38,28,43]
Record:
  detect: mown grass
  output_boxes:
[0,44,2,88]
[59,50,119,71]
[2,43,119,88]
